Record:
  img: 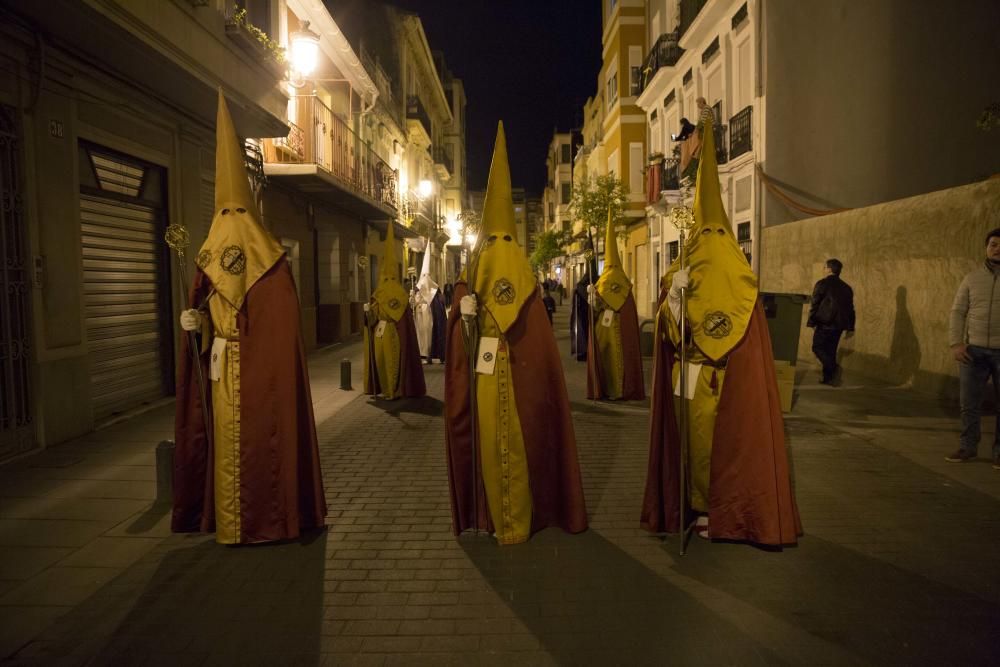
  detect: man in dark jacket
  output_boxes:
[807,258,856,385]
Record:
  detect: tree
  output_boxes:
[529,229,564,274]
[568,174,628,243]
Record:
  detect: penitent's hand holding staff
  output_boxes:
[165,224,212,449]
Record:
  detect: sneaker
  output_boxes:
[945,449,976,463]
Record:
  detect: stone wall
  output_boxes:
[760,178,1000,401]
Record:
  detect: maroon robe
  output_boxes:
[586,292,646,401]
[444,281,588,537]
[363,305,426,398]
[173,261,327,542]
[641,301,802,546]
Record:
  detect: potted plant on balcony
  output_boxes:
[226,6,286,76]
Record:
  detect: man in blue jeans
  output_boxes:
[947,227,1000,469]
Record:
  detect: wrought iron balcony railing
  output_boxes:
[433,147,453,175]
[262,96,398,211]
[729,105,752,159]
[679,0,709,37]
[406,95,432,138]
[640,32,684,96]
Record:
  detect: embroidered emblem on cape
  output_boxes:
[492,278,515,305]
[389,298,401,310]
[482,351,494,362]
[703,311,733,339]
[609,282,621,293]
[195,250,213,270]
[220,245,247,275]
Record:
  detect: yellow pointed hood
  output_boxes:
[663,113,757,361]
[196,91,284,310]
[373,220,409,322]
[470,122,536,333]
[595,206,631,311]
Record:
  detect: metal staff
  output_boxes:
[165,224,212,450]
[668,197,696,556]
[462,234,487,537]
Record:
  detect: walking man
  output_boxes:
[947,228,1000,469]
[807,259,856,385]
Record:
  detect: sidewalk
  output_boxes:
[2,309,999,665]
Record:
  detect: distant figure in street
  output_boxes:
[807,258,856,385]
[542,289,556,324]
[946,228,1000,469]
[570,273,593,361]
[443,282,454,307]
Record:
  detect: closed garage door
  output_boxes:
[80,143,173,421]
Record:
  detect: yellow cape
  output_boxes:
[373,220,409,322]
[595,207,631,311]
[196,91,284,310]
[469,122,536,334]
[662,113,757,361]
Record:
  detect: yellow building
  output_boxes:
[567,1,652,316]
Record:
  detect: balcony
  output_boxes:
[406,96,432,148]
[433,147,453,180]
[262,96,398,220]
[729,105,753,160]
[640,33,684,97]
[679,0,709,37]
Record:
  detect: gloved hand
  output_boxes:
[460,294,478,317]
[409,295,416,308]
[363,303,370,312]
[180,309,201,332]
[669,268,690,297]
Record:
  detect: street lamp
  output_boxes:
[417,179,433,200]
[290,20,320,83]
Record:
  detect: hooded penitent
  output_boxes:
[587,208,645,401]
[444,122,587,545]
[172,91,326,544]
[414,243,446,361]
[363,221,425,399]
[640,113,801,546]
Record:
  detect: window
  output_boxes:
[234,0,271,36]
[606,71,619,108]
[560,143,572,164]
[561,183,572,204]
[629,46,642,97]
[737,221,752,263]
[629,143,643,195]
[668,241,679,265]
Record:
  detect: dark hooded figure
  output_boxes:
[570,273,593,361]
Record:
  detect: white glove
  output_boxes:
[409,295,416,308]
[363,303,370,312]
[666,269,690,324]
[179,309,201,332]
[460,294,478,317]
[669,268,690,297]
[587,284,595,296]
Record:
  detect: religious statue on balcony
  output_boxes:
[413,242,447,364]
[586,210,645,402]
[363,221,426,400]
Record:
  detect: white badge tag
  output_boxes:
[673,362,702,399]
[601,309,614,327]
[375,321,387,338]
[475,337,500,375]
[210,337,227,382]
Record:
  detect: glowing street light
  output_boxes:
[417,179,433,199]
[290,21,320,79]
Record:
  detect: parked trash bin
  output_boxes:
[760,292,810,413]
[760,292,810,362]
[639,318,656,357]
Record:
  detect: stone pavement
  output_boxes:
[1,308,999,665]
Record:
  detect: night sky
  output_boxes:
[388,0,603,196]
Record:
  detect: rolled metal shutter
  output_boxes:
[81,195,168,420]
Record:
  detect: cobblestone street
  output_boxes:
[2,308,999,665]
